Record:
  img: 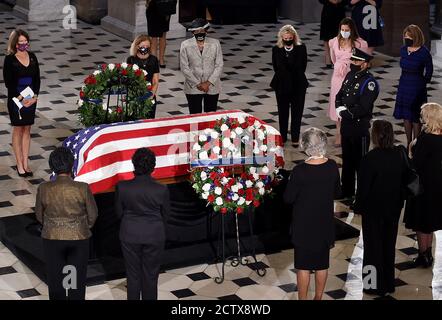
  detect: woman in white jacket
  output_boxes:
[180,18,224,114]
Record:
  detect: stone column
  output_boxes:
[278,0,322,23]
[378,0,430,57]
[13,0,70,21]
[101,0,185,41]
[71,0,107,25]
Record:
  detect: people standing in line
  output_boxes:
[393,25,433,148]
[270,25,309,147]
[127,35,160,119]
[3,29,40,177]
[350,0,384,55]
[284,128,341,300]
[115,148,170,300]
[335,48,379,200]
[328,18,368,147]
[319,0,349,68]
[146,0,176,68]
[404,103,442,268]
[35,147,98,300]
[180,18,223,114]
[354,120,407,296]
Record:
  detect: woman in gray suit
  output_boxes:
[180,18,223,114]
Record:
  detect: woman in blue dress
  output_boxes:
[393,25,433,147]
[3,29,40,177]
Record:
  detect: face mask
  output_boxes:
[283,39,294,46]
[341,31,351,39]
[194,33,206,41]
[17,43,29,52]
[350,63,361,72]
[138,47,150,55]
[404,38,414,47]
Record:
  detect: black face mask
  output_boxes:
[350,63,361,73]
[138,47,150,55]
[404,38,414,47]
[194,33,206,41]
[283,39,294,46]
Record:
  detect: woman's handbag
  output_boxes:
[399,146,423,197]
[156,0,177,16]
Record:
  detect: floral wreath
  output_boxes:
[190,115,284,214]
[78,63,154,127]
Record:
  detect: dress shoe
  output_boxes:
[413,252,431,268]
[160,64,166,68]
[16,167,27,178]
[25,170,33,177]
[425,247,434,266]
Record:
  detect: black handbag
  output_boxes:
[156,0,177,16]
[399,146,423,197]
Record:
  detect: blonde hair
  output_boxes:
[7,29,30,55]
[276,25,301,48]
[421,103,442,134]
[403,24,425,47]
[130,34,150,56]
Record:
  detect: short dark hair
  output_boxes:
[132,147,156,176]
[371,120,395,149]
[49,147,74,174]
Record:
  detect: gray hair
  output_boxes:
[300,128,328,157]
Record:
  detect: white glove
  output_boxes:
[336,106,347,119]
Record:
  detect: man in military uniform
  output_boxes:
[335,48,380,200]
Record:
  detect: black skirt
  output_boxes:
[146,7,171,37]
[294,246,330,271]
[7,97,37,126]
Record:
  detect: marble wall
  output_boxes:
[13,0,70,21]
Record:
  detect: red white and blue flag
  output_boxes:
[63,110,284,194]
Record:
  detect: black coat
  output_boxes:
[319,0,349,41]
[115,175,170,244]
[335,68,379,137]
[270,44,309,95]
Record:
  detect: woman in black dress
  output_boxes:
[319,0,349,68]
[404,103,442,268]
[270,25,309,147]
[3,29,40,177]
[127,35,160,119]
[351,0,384,55]
[354,120,407,296]
[284,128,341,300]
[146,0,175,67]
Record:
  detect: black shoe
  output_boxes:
[326,64,333,69]
[25,170,33,177]
[425,248,434,267]
[160,64,166,68]
[413,253,431,268]
[16,167,27,178]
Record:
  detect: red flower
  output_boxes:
[236,207,243,214]
[80,91,85,99]
[84,75,97,85]
[241,173,248,180]
[241,122,248,129]
[101,64,107,71]
[147,85,153,91]
[116,106,123,114]
[253,200,261,207]
[246,189,254,201]
[116,63,121,69]
[247,117,255,126]
[238,189,245,196]
[208,194,215,203]
[209,172,217,180]
[220,207,228,214]
[135,69,143,77]
[231,121,239,129]
[214,180,221,187]
[121,69,128,76]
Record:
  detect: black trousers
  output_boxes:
[121,241,164,300]
[341,134,370,198]
[362,216,399,295]
[275,90,306,143]
[186,94,219,114]
[43,239,89,300]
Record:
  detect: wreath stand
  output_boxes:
[214,206,267,284]
[103,78,129,123]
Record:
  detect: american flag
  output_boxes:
[63,110,284,194]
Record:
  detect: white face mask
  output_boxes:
[341,31,351,39]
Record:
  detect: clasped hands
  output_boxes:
[336,106,347,119]
[197,81,211,93]
[18,96,38,108]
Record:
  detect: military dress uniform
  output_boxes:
[335,49,379,199]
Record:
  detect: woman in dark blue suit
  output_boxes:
[393,25,433,147]
[115,147,170,300]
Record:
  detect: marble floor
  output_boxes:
[0,9,441,300]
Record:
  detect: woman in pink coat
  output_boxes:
[328,17,368,146]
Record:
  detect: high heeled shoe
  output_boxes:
[25,170,33,177]
[16,167,27,178]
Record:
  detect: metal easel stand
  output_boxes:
[214,207,266,284]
